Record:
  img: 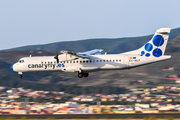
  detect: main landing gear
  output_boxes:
[78,73,89,78]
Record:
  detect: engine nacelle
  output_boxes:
[58,54,77,61]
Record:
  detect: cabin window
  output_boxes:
[103,60,105,62]
[73,61,75,63]
[119,60,121,62]
[86,60,88,63]
[93,60,95,62]
[45,62,46,64]
[107,60,108,62]
[54,61,56,64]
[77,61,78,63]
[67,61,69,63]
[70,61,72,63]
[83,61,85,63]
[100,60,102,62]
[97,60,99,62]
[51,62,53,64]
[41,62,43,64]
[90,60,92,63]
[113,60,115,62]
[48,62,50,64]
[109,60,111,62]
[116,60,118,62]
[80,61,82,63]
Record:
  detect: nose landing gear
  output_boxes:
[18,72,23,78]
[19,75,22,78]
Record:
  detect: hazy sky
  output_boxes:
[0,0,180,50]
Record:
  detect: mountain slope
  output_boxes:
[2,27,180,54]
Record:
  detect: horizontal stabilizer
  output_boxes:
[156,28,171,34]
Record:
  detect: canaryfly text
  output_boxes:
[28,63,65,69]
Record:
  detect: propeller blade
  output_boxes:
[54,49,59,63]
[54,55,59,63]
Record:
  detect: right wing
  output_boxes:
[78,49,103,55]
[61,49,103,59]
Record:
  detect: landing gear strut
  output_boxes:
[78,73,89,78]
[19,75,22,78]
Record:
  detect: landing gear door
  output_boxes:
[123,55,129,68]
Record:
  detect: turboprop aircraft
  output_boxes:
[10,28,171,78]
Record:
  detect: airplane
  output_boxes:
[10,28,171,78]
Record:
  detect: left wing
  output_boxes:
[61,49,103,59]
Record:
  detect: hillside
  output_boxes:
[1,28,180,91]
[2,27,180,54]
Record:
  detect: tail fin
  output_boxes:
[122,28,171,57]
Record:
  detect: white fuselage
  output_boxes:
[10,27,172,78]
[12,54,171,74]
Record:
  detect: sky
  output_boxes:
[0,0,180,50]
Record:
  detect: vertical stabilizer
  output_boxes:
[122,28,171,58]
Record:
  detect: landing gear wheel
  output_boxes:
[19,75,22,78]
[83,73,89,77]
[78,73,83,78]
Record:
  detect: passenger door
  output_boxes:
[123,55,129,68]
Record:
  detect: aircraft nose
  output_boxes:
[10,65,13,71]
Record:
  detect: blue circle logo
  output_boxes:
[144,43,153,52]
[141,51,145,56]
[153,35,164,47]
[153,48,162,57]
[145,53,150,57]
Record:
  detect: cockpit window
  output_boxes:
[18,60,24,63]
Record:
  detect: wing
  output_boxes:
[78,49,103,55]
[61,49,103,59]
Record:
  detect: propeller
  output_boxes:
[54,49,59,63]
